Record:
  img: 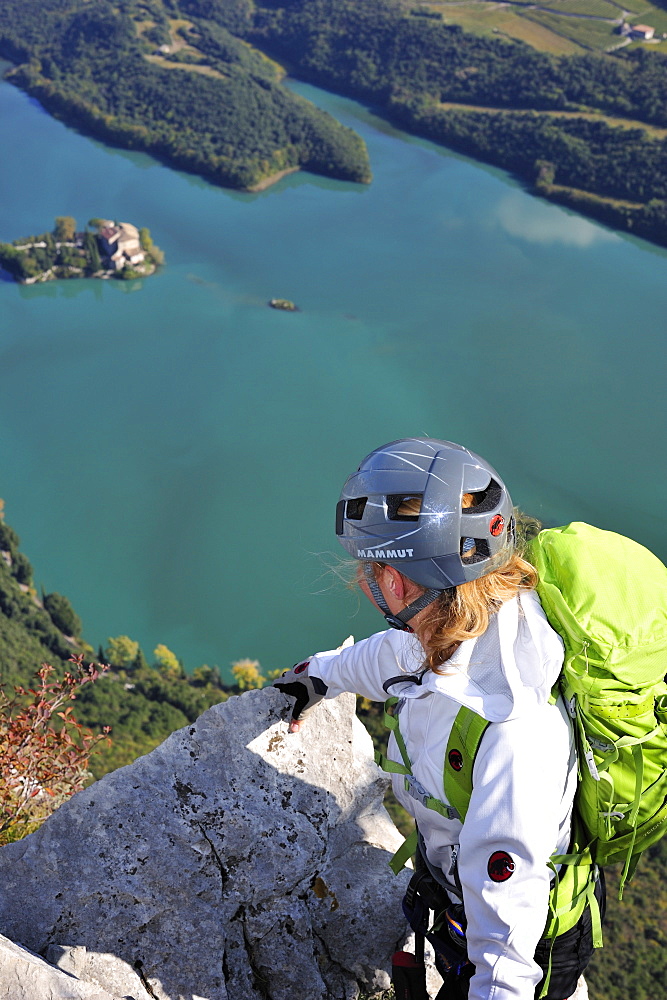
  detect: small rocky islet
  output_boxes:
[268,297,298,311]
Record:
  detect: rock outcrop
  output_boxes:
[0,688,410,1000]
[0,935,122,1000]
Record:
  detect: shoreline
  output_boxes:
[247,166,300,192]
[18,262,157,285]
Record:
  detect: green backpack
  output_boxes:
[444,522,667,898]
[526,522,667,889]
[380,522,667,957]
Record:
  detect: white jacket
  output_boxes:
[308,590,577,1000]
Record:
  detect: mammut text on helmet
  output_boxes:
[356,548,415,559]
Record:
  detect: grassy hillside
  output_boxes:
[588,840,667,1000]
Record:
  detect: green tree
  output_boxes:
[139,227,153,252]
[43,592,82,637]
[153,643,182,677]
[83,231,101,273]
[105,635,139,668]
[132,647,149,671]
[192,665,214,686]
[535,159,556,187]
[0,244,24,279]
[149,245,165,266]
[231,658,265,690]
[0,521,20,559]
[54,216,77,242]
[12,553,32,587]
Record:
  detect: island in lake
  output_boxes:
[0,216,164,285]
[269,298,298,312]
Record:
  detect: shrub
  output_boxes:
[231,658,265,690]
[0,655,111,843]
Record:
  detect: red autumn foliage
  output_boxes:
[0,654,111,841]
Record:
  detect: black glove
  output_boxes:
[273,659,328,722]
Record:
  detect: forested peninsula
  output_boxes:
[3,0,667,242]
[0,0,371,190]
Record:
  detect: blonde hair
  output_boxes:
[374,497,539,672]
[417,554,537,671]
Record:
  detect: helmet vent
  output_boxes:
[345,497,368,521]
[386,494,421,522]
[462,479,503,514]
[460,538,490,563]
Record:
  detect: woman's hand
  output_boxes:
[273,637,354,732]
[273,660,328,732]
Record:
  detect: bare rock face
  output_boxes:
[0,935,123,1000]
[0,688,410,1000]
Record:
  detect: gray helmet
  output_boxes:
[336,438,515,591]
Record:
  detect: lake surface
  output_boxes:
[1,68,666,677]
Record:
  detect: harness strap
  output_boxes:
[378,698,460,873]
[403,773,460,820]
[374,751,409,775]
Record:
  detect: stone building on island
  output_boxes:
[97,220,145,271]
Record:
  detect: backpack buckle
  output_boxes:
[404,773,433,809]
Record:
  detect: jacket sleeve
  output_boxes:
[308,629,424,703]
[456,704,574,1000]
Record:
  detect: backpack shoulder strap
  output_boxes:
[444,706,491,823]
[375,697,466,873]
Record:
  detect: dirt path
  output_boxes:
[437,100,667,137]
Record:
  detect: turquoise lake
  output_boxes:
[1,67,666,677]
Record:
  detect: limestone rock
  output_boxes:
[43,945,141,1000]
[0,934,123,1000]
[0,688,410,1000]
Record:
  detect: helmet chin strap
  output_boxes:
[362,563,449,632]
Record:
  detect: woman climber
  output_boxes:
[275,437,602,1000]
